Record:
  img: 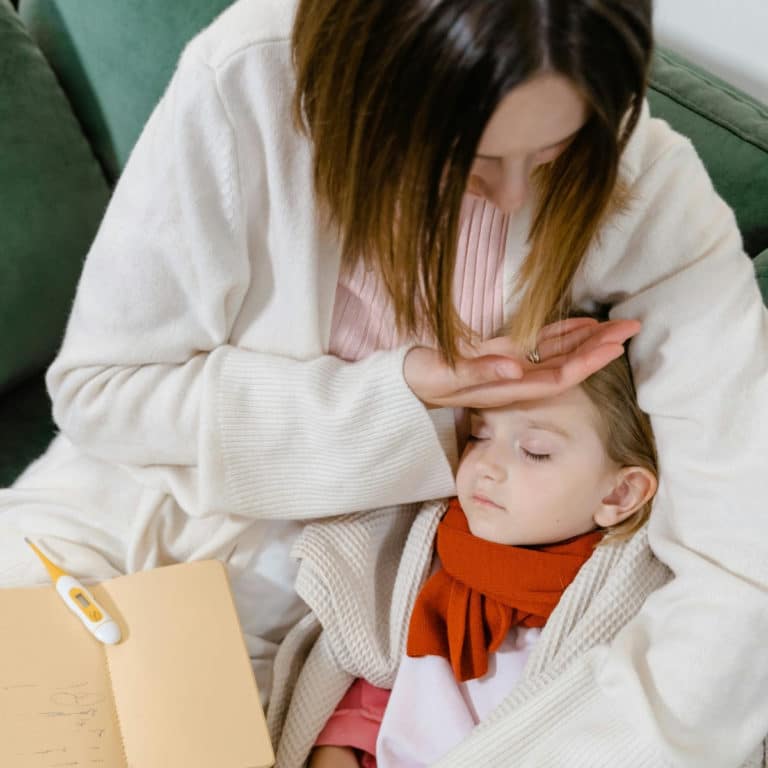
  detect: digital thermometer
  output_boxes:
[25,538,122,645]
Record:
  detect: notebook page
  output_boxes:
[0,586,126,767]
[101,560,274,768]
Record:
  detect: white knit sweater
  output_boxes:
[267,505,764,768]
[44,1,768,765]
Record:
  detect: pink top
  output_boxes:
[328,194,509,361]
[314,678,388,768]
[376,626,542,767]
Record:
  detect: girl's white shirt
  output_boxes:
[377,627,542,768]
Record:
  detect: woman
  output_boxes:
[0,0,765,765]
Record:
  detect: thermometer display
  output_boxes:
[25,538,122,645]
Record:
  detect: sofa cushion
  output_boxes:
[755,248,768,305]
[0,373,54,488]
[19,0,235,183]
[648,47,768,257]
[0,0,110,396]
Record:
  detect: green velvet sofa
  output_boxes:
[1,0,767,487]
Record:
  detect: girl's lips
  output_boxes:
[472,493,504,510]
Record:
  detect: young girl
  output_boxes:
[272,347,668,768]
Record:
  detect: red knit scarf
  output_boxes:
[406,498,602,682]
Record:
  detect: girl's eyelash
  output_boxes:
[522,448,550,462]
[467,435,549,460]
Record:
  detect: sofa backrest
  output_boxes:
[18,0,234,182]
[648,48,768,257]
[0,0,110,394]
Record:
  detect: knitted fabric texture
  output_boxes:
[269,503,766,767]
[407,498,602,681]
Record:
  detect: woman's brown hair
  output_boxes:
[292,0,653,362]
[580,348,658,542]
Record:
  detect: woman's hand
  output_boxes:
[403,316,641,409]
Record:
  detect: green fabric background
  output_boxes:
[648,49,768,257]
[0,0,110,396]
[19,0,235,183]
[0,375,53,485]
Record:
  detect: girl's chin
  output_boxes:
[465,512,513,543]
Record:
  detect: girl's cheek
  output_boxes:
[456,452,477,484]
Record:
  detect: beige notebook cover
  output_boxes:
[0,560,274,768]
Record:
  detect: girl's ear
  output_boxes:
[594,466,657,528]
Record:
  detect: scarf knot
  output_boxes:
[406,498,601,681]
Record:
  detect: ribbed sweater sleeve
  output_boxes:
[46,47,457,518]
[201,346,457,517]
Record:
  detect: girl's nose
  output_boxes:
[477,452,507,482]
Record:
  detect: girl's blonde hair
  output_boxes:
[580,349,658,543]
[292,0,652,363]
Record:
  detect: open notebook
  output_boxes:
[0,559,274,768]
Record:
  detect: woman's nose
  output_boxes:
[470,160,530,214]
[496,162,530,213]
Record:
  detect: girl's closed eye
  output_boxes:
[521,448,550,462]
[519,441,552,462]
